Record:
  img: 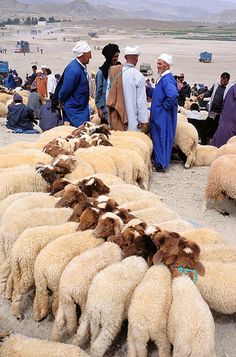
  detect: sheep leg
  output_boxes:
[184,151,195,169]
[5,272,14,300]
[90,323,121,357]
[33,276,49,321]
[63,297,78,336]
[153,333,171,357]
[51,290,59,318]
[127,328,148,357]
[0,259,11,294]
[51,304,65,342]
[11,288,24,319]
[74,313,90,347]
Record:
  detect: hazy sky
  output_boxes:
[18,0,236,3]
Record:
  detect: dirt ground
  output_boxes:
[0,22,236,356]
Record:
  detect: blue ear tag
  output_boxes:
[177,266,198,284]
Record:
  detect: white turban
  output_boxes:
[158,53,173,65]
[41,65,48,69]
[72,41,91,57]
[124,46,140,56]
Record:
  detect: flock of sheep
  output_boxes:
[0,89,235,357]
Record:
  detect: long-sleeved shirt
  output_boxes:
[122,63,148,131]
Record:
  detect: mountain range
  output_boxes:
[3,0,236,22]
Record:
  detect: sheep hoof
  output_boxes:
[16,314,24,321]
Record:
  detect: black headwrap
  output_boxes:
[99,43,120,80]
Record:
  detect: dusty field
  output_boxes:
[0,22,236,356]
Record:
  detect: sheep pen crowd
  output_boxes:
[0,93,236,356]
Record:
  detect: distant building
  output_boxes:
[37,21,47,26]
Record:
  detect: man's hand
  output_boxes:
[97,107,104,119]
[198,93,204,100]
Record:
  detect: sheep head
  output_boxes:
[50,178,72,196]
[77,207,102,231]
[36,164,62,185]
[94,212,124,239]
[51,155,77,174]
[93,196,118,212]
[114,208,136,224]
[78,177,110,197]
[68,195,92,221]
[56,185,87,208]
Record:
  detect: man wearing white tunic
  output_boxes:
[122,46,149,131]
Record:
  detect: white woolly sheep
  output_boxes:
[110,130,153,156]
[1,334,89,357]
[128,264,172,357]
[120,198,162,212]
[108,184,161,205]
[0,192,43,223]
[192,144,218,166]
[74,256,148,357]
[133,205,179,225]
[0,92,13,104]
[5,222,78,319]
[174,120,199,168]
[0,141,45,155]
[51,242,123,341]
[200,244,236,263]
[177,112,187,122]
[37,126,77,142]
[197,261,236,314]
[227,136,236,144]
[216,142,236,157]
[168,275,216,357]
[81,173,125,187]
[0,149,52,169]
[65,157,96,181]
[180,228,224,245]
[1,193,59,225]
[0,167,50,201]
[203,154,236,210]
[33,231,103,321]
[158,219,195,233]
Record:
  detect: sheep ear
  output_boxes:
[165,255,177,265]
[114,220,121,236]
[152,250,164,264]
[194,262,205,277]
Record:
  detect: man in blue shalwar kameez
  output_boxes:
[149,53,178,172]
[59,41,92,127]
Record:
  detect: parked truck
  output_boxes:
[0,60,9,85]
[14,41,30,53]
[199,52,212,63]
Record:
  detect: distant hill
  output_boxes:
[203,9,236,23]
[0,0,129,20]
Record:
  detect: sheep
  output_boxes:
[74,147,117,176]
[0,92,13,104]
[200,244,236,262]
[168,275,216,357]
[90,113,101,124]
[74,256,148,357]
[174,120,198,168]
[127,264,172,357]
[5,222,78,319]
[203,154,236,210]
[1,334,89,357]
[177,112,187,122]
[0,141,44,155]
[1,193,59,225]
[65,157,96,181]
[120,198,162,211]
[157,219,195,233]
[0,192,43,223]
[51,242,123,341]
[37,126,77,142]
[152,231,216,357]
[0,102,7,117]
[132,205,179,225]
[33,231,103,321]
[108,184,161,205]
[192,144,218,166]
[0,150,52,169]
[110,130,153,155]
[197,261,236,314]
[0,207,73,293]
[216,142,236,157]
[0,167,50,201]
[227,136,236,144]
[180,228,225,245]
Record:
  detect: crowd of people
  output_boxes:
[2,39,236,171]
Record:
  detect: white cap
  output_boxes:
[124,46,140,56]
[72,40,91,57]
[41,65,48,69]
[158,53,173,65]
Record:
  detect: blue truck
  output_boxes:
[199,52,212,63]
[0,60,9,84]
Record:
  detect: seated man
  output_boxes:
[6,93,39,133]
